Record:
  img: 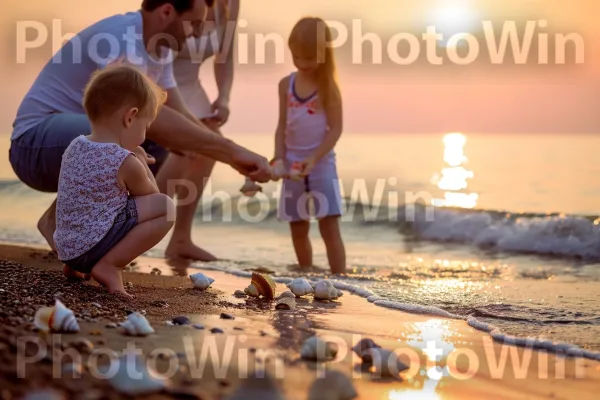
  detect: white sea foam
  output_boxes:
[412,209,600,260]
[190,263,600,361]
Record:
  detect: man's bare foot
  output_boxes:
[91,261,133,299]
[38,212,57,252]
[62,265,91,281]
[165,240,218,262]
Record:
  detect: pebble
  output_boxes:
[210,328,224,334]
[234,290,247,298]
[192,324,205,330]
[105,323,118,329]
[220,313,235,320]
[234,327,244,331]
[69,338,94,354]
[172,316,191,326]
[150,300,169,308]
[165,321,175,326]
[91,303,102,309]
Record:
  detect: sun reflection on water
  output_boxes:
[431,133,479,209]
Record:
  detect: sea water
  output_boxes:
[1,132,599,354]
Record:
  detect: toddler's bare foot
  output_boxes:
[91,261,133,299]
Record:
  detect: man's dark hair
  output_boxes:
[142,0,214,13]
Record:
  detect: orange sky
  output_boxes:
[1,0,599,134]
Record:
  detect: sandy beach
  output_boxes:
[0,242,598,400]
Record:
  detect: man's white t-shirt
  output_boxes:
[12,11,176,140]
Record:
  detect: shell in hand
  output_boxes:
[308,369,358,400]
[244,272,276,300]
[240,178,263,197]
[301,336,338,361]
[189,272,214,290]
[108,354,170,396]
[119,312,155,337]
[286,278,314,297]
[34,299,80,333]
[270,159,287,181]
[363,348,410,378]
[313,280,342,301]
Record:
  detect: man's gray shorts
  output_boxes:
[9,113,168,193]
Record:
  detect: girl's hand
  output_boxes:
[300,157,316,177]
[134,146,156,165]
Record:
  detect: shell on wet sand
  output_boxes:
[363,348,410,378]
[244,272,276,300]
[189,272,214,290]
[119,312,154,337]
[275,297,296,310]
[301,336,338,361]
[313,280,343,301]
[308,370,358,400]
[108,354,170,396]
[34,299,80,333]
[286,278,314,297]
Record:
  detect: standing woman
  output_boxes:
[157,0,240,263]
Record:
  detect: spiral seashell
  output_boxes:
[275,297,296,310]
[34,299,80,333]
[286,278,314,297]
[245,272,276,300]
[313,280,341,301]
[119,312,155,337]
[363,348,410,378]
[189,272,214,290]
[308,370,358,400]
[276,291,296,300]
[301,336,338,361]
[240,178,263,197]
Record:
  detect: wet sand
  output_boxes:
[1,242,599,400]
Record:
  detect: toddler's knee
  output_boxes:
[153,193,176,224]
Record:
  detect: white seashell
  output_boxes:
[108,354,170,396]
[364,348,410,378]
[275,297,296,310]
[189,272,214,290]
[313,280,340,301]
[286,278,314,297]
[308,370,358,400]
[301,336,338,361]
[270,159,287,181]
[277,291,296,300]
[240,178,263,197]
[244,284,260,297]
[119,312,154,337]
[34,299,80,333]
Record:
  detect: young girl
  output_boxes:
[53,64,175,298]
[271,17,346,274]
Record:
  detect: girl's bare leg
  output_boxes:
[290,220,313,268]
[318,216,346,274]
[91,194,176,297]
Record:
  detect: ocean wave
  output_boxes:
[191,262,600,361]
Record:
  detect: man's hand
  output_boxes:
[209,98,230,127]
[230,146,272,183]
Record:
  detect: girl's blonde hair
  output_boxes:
[83,64,167,123]
[288,17,340,110]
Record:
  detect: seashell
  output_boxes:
[286,278,314,297]
[108,354,170,396]
[225,370,285,400]
[189,272,214,290]
[289,161,303,181]
[245,272,276,300]
[119,312,154,336]
[313,280,341,301]
[275,297,296,310]
[240,178,263,197]
[34,299,80,333]
[277,291,296,300]
[308,370,358,400]
[352,338,382,363]
[301,336,338,361]
[363,348,410,378]
[172,316,191,325]
[270,159,287,181]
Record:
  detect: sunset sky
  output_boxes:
[1,0,598,135]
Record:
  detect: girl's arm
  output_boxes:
[307,87,343,164]
[274,76,289,160]
[118,155,160,197]
[213,0,240,115]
